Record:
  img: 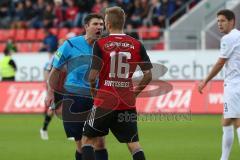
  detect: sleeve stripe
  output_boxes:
[66,40,73,48]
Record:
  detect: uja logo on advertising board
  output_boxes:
[1,83,46,113]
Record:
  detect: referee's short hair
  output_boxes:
[84,13,104,25]
[217,9,235,21]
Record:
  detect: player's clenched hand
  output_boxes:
[198,80,207,94]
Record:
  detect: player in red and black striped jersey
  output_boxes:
[82,6,152,160]
[90,32,152,111]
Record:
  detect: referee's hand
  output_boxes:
[45,91,54,107]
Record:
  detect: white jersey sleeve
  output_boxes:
[219,36,234,58]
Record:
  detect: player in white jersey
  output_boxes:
[198,9,240,160]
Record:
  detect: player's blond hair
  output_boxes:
[105,6,125,30]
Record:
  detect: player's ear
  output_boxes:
[84,23,89,31]
[105,21,109,29]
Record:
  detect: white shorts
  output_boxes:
[223,83,240,119]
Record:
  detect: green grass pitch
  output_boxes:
[0,114,239,160]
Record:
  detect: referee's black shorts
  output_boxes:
[62,94,93,141]
[54,91,64,105]
[83,107,139,143]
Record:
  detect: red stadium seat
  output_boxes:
[0,43,6,53]
[58,28,69,40]
[36,28,60,41]
[16,42,31,52]
[49,28,58,36]
[31,42,42,52]
[149,26,161,39]
[138,26,149,40]
[15,29,26,41]
[8,29,16,39]
[26,29,37,41]
[36,29,46,41]
[2,29,16,41]
[0,30,7,41]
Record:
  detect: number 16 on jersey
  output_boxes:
[109,51,131,79]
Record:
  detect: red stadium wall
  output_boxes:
[137,81,223,114]
[0,81,223,114]
[0,82,46,113]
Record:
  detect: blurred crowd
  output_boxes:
[0,0,201,29]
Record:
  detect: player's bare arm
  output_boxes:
[45,67,63,107]
[198,58,227,94]
[88,69,99,97]
[43,69,50,84]
[134,69,152,97]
